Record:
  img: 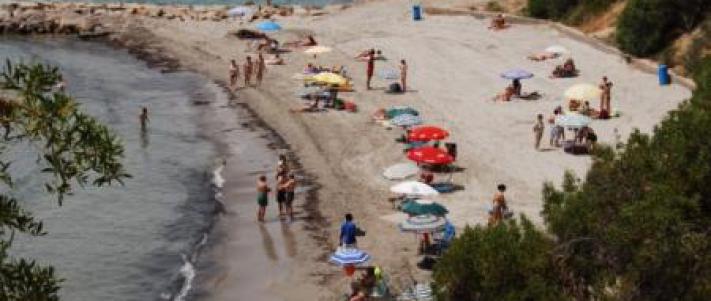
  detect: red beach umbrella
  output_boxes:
[407,126,450,142]
[407,147,454,165]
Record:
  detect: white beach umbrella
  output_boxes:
[390,181,439,196]
[383,162,420,180]
[545,45,569,54]
[398,214,447,233]
[564,83,601,102]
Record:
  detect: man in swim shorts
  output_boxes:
[284,173,296,221]
[256,175,270,222]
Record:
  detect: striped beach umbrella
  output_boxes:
[329,247,370,266]
[390,181,439,196]
[401,199,449,216]
[399,214,447,233]
[390,114,422,127]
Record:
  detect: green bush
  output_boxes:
[527,0,579,20]
[433,217,565,301]
[617,0,710,56]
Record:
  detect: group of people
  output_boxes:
[532,106,598,153]
[550,58,578,78]
[256,154,297,222]
[229,54,267,90]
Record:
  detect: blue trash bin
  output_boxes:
[412,5,422,21]
[658,64,670,85]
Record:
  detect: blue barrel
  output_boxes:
[412,5,422,21]
[658,64,670,85]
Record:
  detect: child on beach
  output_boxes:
[244,56,253,87]
[256,175,270,222]
[229,59,240,90]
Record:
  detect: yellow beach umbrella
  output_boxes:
[564,83,601,102]
[304,46,333,55]
[309,72,347,86]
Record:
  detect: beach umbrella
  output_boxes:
[227,6,253,17]
[390,114,422,127]
[304,46,332,55]
[329,247,371,266]
[401,199,449,216]
[390,181,440,196]
[379,68,400,80]
[309,72,347,86]
[407,126,449,142]
[500,69,534,80]
[386,106,419,119]
[555,112,591,129]
[407,146,454,165]
[399,214,447,233]
[545,45,569,54]
[383,162,420,180]
[255,20,282,32]
[564,83,601,102]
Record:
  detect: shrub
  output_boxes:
[433,217,565,301]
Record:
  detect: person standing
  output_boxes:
[339,213,358,247]
[276,172,288,218]
[599,76,613,113]
[284,173,296,221]
[488,184,508,225]
[139,107,149,131]
[244,56,254,87]
[229,59,240,90]
[366,49,375,90]
[256,175,270,222]
[533,114,544,150]
[256,53,266,86]
[399,59,408,92]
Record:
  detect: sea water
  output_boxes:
[0,0,350,6]
[0,36,225,301]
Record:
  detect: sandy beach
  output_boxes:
[0,0,694,299]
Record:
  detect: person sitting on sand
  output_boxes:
[257,37,279,53]
[493,85,515,102]
[489,14,507,30]
[512,79,522,96]
[550,58,578,78]
[290,96,320,113]
[284,35,318,48]
[420,170,434,185]
[528,51,559,61]
[265,54,284,65]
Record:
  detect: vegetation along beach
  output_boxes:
[1,0,710,300]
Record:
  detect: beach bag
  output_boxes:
[387,83,402,93]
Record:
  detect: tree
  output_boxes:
[0,60,129,300]
[433,216,566,301]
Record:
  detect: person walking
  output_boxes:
[244,56,254,87]
[256,175,270,222]
[256,53,266,86]
[533,114,544,150]
[399,59,408,92]
[366,49,375,90]
[139,107,149,131]
[339,213,358,247]
[229,59,240,90]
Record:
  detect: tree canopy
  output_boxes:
[0,60,129,300]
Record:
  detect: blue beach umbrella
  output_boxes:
[500,69,534,80]
[329,248,371,266]
[555,112,591,129]
[256,20,282,32]
[390,113,422,127]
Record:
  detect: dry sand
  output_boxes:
[2,0,693,299]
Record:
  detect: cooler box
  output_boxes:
[412,5,422,21]
[658,64,670,85]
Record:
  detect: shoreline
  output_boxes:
[0,1,696,299]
